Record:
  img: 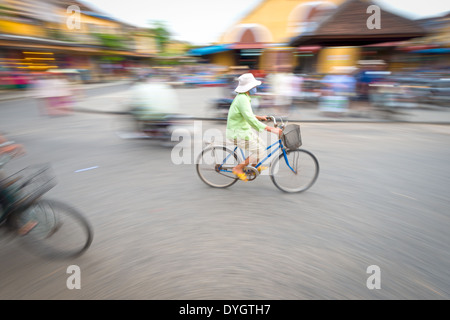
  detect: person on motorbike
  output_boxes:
[129,74,180,138]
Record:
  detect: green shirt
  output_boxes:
[226,93,267,140]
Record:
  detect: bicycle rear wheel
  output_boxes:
[12,199,93,259]
[196,146,239,188]
[270,149,319,193]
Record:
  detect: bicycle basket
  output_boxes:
[282,124,302,150]
[1,164,56,210]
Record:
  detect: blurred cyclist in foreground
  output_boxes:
[0,134,25,219]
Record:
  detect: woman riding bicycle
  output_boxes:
[226,73,282,181]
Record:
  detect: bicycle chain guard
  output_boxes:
[244,166,259,181]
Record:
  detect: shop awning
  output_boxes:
[363,41,405,47]
[187,44,233,56]
[295,45,321,52]
[412,48,450,54]
[230,43,267,49]
[0,33,155,57]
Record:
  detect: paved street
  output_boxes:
[0,86,449,299]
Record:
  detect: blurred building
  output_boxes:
[0,0,158,86]
[188,0,343,73]
[289,0,427,74]
[393,12,450,71]
[188,0,435,76]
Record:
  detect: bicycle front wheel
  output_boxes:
[270,149,319,193]
[196,146,239,188]
[12,199,93,259]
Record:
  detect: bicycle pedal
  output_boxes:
[244,166,259,180]
[2,176,21,188]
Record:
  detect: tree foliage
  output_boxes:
[148,20,171,53]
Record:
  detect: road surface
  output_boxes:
[0,86,449,300]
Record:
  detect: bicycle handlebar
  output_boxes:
[265,116,276,124]
[264,115,287,130]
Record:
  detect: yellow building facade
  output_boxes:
[316,46,362,74]
[0,19,46,37]
[0,0,156,82]
[209,0,366,74]
[219,0,341,44]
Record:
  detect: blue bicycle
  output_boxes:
[196,116,319,193]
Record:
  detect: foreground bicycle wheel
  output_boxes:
[196,146,239,188]
[270,149,319,193]
[11,199,93,259]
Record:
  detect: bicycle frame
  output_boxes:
[218,139,297,174]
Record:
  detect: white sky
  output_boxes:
[81,0,450,46]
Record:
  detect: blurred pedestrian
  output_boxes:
[291,71,304,104]
[33,73,53,116]
[266,66,292,114]
[33,73,73,116]
[279,65,303,113]
[50,73,74,115]
[319,66,356,116]
[226,73,281,182]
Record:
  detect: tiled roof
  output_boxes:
[289,0,427,47]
